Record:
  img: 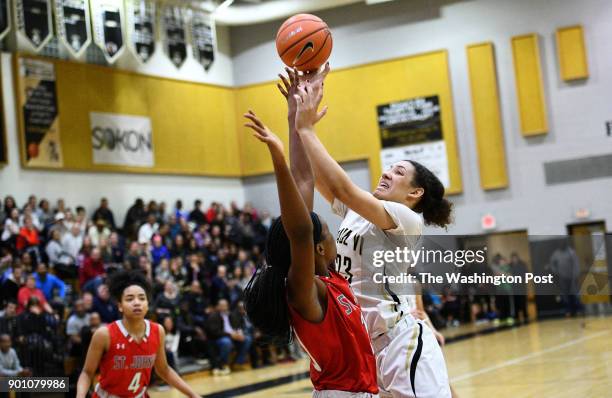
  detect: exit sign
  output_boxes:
[481,214,496,230]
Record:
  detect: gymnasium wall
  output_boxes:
[0,52,245,224]
[232,0,612,235]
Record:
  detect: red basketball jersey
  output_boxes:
[93,319,160,398]
[289,271,378,394]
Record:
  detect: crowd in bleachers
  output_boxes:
[0,194,296,383]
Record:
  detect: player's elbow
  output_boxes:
[329,183,352,204]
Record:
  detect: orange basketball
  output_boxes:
[276,14,332,72]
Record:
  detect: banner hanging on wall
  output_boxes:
[17,57,63,167]
[125,0,155,63]
[190,10,214,70]
[90,0,125,63]
[162,5,186,68]
[90,112,154,167]
[54,0,91,58]
[14,0,53,51]
[0,0,10,41]
[0,70,6,165]
[377,95,449,187]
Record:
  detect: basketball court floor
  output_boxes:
[149,316,612,397]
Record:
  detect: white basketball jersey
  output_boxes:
[332,198,423,338]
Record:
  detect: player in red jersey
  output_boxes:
[76,270,199,398]
[243,109,379,397]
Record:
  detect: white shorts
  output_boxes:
[372,317,451,398]
[313,390,379,398]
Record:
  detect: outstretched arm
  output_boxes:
[278,64,333,209]
[244,111,324,322]
[294,84,397,231]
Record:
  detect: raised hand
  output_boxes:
[278,63,330,125]
[294,84,328,132]
[244,110,284,151]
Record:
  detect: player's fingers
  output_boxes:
[315,105,328,122]
[279,74,290,90]
[245,111,265,128]
[277,83,288,98]
[244,123,266,136]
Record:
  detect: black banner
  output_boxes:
[377,95,442,148]
[163,5,186,68]
[126,0,155,63]
[17,58,63,167]
[191,10,214,70]
[0,75,5,165]
[91,0,124,63]
[15,0,53,51]
[55,0,91,57]
[0,0,10,41]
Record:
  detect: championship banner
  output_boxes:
[0,0,10,41]
[90,112,154,167]
[90,0,125,63]
[377,95,449,187]
[125,0,155,63]
[190,10,214,70]
[16,57,63,167]
[14,0,53,51]
[54,0,91,58]
[162,5,186,68]
[0,72,6,165]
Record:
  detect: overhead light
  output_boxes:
[365,0,395,4]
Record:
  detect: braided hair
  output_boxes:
[244,213,323,345]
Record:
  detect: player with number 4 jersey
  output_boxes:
[76,271,199,398]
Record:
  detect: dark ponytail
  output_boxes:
[243,213,323,345]
[407,160,453,229]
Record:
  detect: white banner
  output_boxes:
[90,112,154,167]
[14,0,53,51]
[54,0,92,58]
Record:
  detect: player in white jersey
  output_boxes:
[281,65,453,398]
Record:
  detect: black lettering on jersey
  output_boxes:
[352,234,364,255]
[337,228,352,246]
[336,255,353,284]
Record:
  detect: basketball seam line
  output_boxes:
[295,31,331,67]
[276,18,324,40]
[279,26,328,58]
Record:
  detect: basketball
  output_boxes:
[276,14,332,72]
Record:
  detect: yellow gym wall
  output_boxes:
[235,50,463,195]
[15,51,462,194]
[15,54,242,176]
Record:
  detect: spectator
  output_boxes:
[19,205,42,232]
[138,214,158,245]
[1,265,25,306]
[16,296,57,375]
[92,284,119,324]
[0,334,31,377]
[88,218,111,248]
[79,248,105,290]
[151,235,170,267]
[78,312,103,367]
[154,281,181,319]
[230,301,258,368]
[169,257,187,287]
[163,317,180,370]
[82,292,94,313]
[173,200,187,221]
[16,216,40,256]
[36,199,54,228]
[186,254,206,286]
[109,232,124,267]
[74,206,88,235]
[66,299,90,358]
[189,200,206,226]
[48,212,68,239]
[54,199,66,215]
[510,252,529,323]
[550,241,583,317]
[176,300,209,364]
[33,263,66,303]
[45,229,72,268]
[125,241,142,270]
[170,234,186,259]
[123,198,146,241]
[182,281,209,328]
[0,302,19,336]
[61,225,83,265]
[1,209,20,250]
[1,196,18,222]
[92,198,116,231]
[205,299,251,374]
[211,265,230,305]
[17,275,53,314]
